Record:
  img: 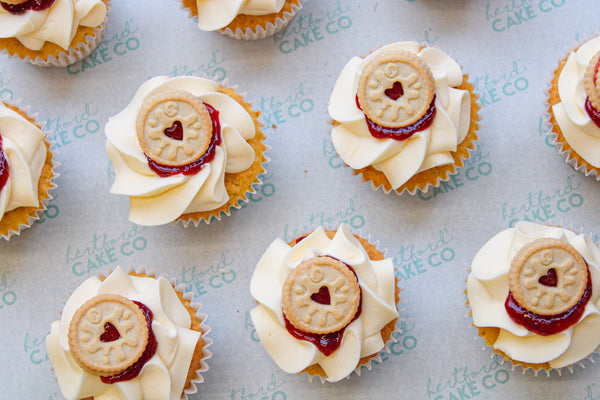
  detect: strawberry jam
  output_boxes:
[1,0,55,14]
[356,95,437,141]
[283,257,362,356]
[101,301,157,384]
[0,136,8,193]
[505,268,592,336]
[584,98,600,129]
[147,103,221,177]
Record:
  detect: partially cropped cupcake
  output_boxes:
[328,41,479,195]
[105,76,267,226]
[0,101,57,240]
[0,0,110,67]
[547,35,600,179]
[250,224,400,382]
[178,0,305,40]
[46,266,211,400]
[467,221,600,372]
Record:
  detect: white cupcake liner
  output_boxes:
[0,99,59,241]
[543,32,600,181]
[221,0,306,41]
[465,221,600,376]
[98,266,213,399]
[176,80,270,227]
[327,42,481,196]
[1,0,111,67]
[268,225,405,383]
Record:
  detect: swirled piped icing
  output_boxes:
[105,76,257,226]
[0,0,107,50]
[46,266,202,400]
[0,103,46,222]
[552,36,600,168]
[194,0,284,31]
[249,224,398,382]
[328,41,472,190]
[467,221,600,368]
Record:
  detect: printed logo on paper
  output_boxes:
[474,60,529,108]
[372,319,418,365]
[178,250,236,297]
[259,80,314,131]
[24,331,49,365]
[426,355,510,399]
[273,0,352,54]
[538,116,556,148]
[239,171,275,206]
[67,19,141,75]
[230,373,288,400]
[575,384,600,400]
[0,70,14,101]
[486,0,569,33]
[0,270,17,311]
[283,197,366,243]
[502,176,584,227]
[46,102,100,149]
[394,228,455,281]
[66,224,148,276]
[171,50,227,83]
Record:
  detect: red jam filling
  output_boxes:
[1,0,55,14]
[505,268,592,336]
[283,257,362,356]
[355,95,437,141]
[100,322,121,343]
[0,136,9,193]
[584,98,600,129]
[101,301,157,384]
[147,103,222,177]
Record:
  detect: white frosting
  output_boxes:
[250,224,398,382]
[105,76,257,226]
[194,0,285,31]
[46,267,201,400]
[467,221,600,368]
[0,0,106,51]
[328,41,472,190]
[552,36,600,168]
[0,103,46,222]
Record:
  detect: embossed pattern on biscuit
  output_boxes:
[281,257,361,335]
[357,50,435,128]
[68,294,148,375]
[136,90,213,167]
[508,238,588,316]
[584,51,600,110]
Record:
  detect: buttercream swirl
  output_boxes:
[46,266,202,400]
[552,36,600,168]
[328,41,472,190]
[0,0,106,50]
[195,0,284,31]
[467,221,600,368]
[250,224,398,382]
[105,76,257,226]
[0,103,46,222]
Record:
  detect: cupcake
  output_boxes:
[46,266,212,400]
[467,221,600,372]
[105,76,267,226]
[0,0,110,67]
[547,35,600,179]
[178,0,305,40]
[249,224,400,382]
[327,41,479,195]
[0,101,57,240]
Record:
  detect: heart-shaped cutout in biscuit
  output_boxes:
[100,322,121,342]
[384,81,404,101]
[164,120,183,141]
[538,268,558,287]
[310,286,331,305]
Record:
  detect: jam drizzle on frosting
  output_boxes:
[505,268,592,336]
[0,135,9,193]
[356,95,437,141]
[1,0,55,15]
[101,301,158,384]
[585,57,600,129]
[147,103,222,177]
[282,256,362,356]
